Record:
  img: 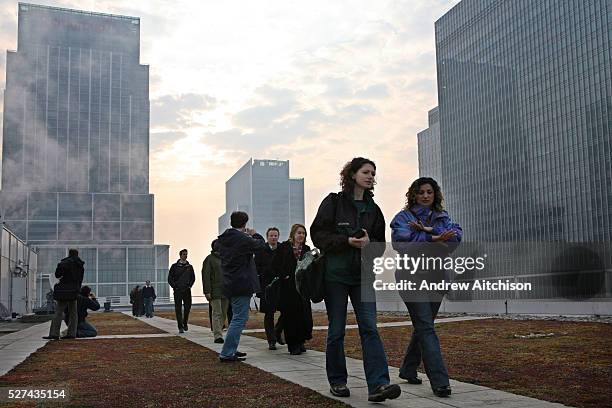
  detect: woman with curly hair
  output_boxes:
[310,157,401,403]
[390,177,462,398]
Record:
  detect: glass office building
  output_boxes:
[1,3,169,304]
[417,107,442,182]
[219,159,305,240]
[436,0,611,243]
[432,0,611,313]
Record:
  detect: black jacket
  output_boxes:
[255,244,279,292]
[272,240,313,345]
[141,285,156,299]
[64,294,100,324]
[310,191,386,284]
[272,241,311,310]
[55,255,85,291]
[216,228,265,298]
[168,261,195,291]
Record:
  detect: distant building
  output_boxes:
[417,107,442,182]
[219,159,305,240]
[0,3,169,305]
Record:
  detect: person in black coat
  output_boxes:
[168,249,196,333]
[63,286,100,338]
[142,280,157,318]
[130,285,141,316]
[255,227,281,349]
[43,248,85,340]
[310,157,401,402]
[216,211,265,362]
[272,224,313,355]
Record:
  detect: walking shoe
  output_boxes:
[179,328,184,334]
[432,385,452,397]
[234,351,247,357]
[368,384,401,402]
[399,373,423,384]
[329,384,350,397]
[42,335,59,340]
[300,343,307,353]
[60,335,76,339]
[219,355,245,362]
[268,343,277,350]
[183,324,188,331]
[214,338,224,344]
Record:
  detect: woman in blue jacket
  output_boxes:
[390,177,462,398]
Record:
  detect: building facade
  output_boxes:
[417,107,442,182]
[1,3,169,304]
[432,0,611,314]
[0,224,38,317]
[219,159,305,240]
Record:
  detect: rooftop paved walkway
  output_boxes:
[0,320,55,376]
[242,315,493,333]
[130,312,570,408]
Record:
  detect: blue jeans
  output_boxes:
[144,297,154,317]
[324,282,390,394]
[77,321,98,338]
[219,296,250,359]
[400,301,449,388]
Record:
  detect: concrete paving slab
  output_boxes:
[130,312,571,408]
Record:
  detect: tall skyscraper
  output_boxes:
[219,159,305,239]
[1,3,169,302]
[417,107,442,182]
[431,0,611,313]
[436,0,611,243]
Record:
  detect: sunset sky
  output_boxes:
[0,0,459,296]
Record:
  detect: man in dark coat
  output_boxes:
[216,211,265,362]
[168,249,196,333]
[43,248,85,340]
[142,280,157,318]
[254,227,281,349]
[63,286,100,338]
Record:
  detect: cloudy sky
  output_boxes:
[0,0,459,296]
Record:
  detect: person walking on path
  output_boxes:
[255,227,281,350]
[202,239,229,343]
[130,285,141,316]
[272,224,313,355]
[216,211,265,362]
[310,157,401,403]
[63,286,100,338]
[168,249,196,333]
[43,248,84,340]
[390,177,462,398]
[142,280,157,318]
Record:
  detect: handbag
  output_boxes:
[295,248,326,303]
[53,282,79,301]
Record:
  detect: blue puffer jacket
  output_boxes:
[390,204,462,242]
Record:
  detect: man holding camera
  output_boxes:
[216,211,265,362]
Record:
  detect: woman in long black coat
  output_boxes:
[272,224,313,355]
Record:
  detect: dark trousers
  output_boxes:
[274,313,284,342]
[264,311,276,344]
[400,300,449,388]
[324,282,390,394]
[173,288,192,329]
